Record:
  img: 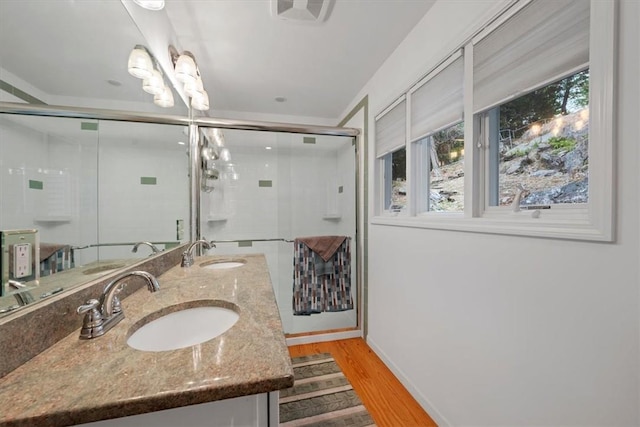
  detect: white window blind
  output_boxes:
[473,0,589,113]
[375,97,406,158]
[410,51,463,142]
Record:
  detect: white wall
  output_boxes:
[343,0,640,425]
[201,129,357,334]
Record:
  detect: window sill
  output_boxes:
[371,210,612,242]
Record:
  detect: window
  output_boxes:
[373,0,614,241]
[382,147,406,212]
[416,122,465,213]
[375,96,406,214]
[411,51,465,214]
[486,69,589,207]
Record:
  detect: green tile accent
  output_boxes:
[338,186,344,193]
[28,180,43,190]
[303,136,316,144]
[140,177,157,185]
[81,122,99,131]
[258,180,272,188]
[238,241,253,247]
[0,79,46,105]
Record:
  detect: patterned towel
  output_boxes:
[293,237,352,315]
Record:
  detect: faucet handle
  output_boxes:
[181,251,194,267]
[77,299,104,339]
[77,299,100,315]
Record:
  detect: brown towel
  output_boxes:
[39,243,68,263]
[295,236,347,262]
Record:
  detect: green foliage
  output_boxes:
[512,147,531,157]
[392,148,406,181]
[499,70,590,138]
[548,136,576,152]
[433,122,464,165]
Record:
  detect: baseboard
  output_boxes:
[286,329,362,346]
[367,337,451,427]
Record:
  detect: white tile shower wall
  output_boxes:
[0,116,98,266]
[202,132,357,334]
[98,142,188,261]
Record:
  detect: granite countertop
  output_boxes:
[0,254,294,427]
[0,259,141,314]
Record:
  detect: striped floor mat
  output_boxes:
[280,353,376,427]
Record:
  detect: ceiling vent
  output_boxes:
[271,0,333,24]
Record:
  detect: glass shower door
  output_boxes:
[200,128,357,335]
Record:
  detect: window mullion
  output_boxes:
[487,108,500,207]
[463,43,478,218]
[406,94,416,217]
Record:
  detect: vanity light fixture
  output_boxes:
[127,44,174,108]
[169,45,210,111]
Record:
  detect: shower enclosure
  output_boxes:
[199,129,358,335]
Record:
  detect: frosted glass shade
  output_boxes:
[154,85,174,108]
[175,54,197,84]
[184,75,204,97]
[191,90,209,111]
[142,69,164,95]
[127,47,153,79]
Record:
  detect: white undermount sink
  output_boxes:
[200,259,246,270]
[127,305,239,352]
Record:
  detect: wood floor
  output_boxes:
[287,338,437,427]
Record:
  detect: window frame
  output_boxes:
[375,95,409,217]
[372,0,616,242]
[413,120,466,216]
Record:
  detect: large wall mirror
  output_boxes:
[0,114,190,315]
[0,1,189,317]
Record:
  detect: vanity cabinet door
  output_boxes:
[79,392,277,427]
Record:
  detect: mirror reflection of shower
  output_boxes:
[200,128,237,193]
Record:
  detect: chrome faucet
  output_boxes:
[76,271,160,340]
[181,239,215,267]
[7,280,35,306]
[132,241,161,255]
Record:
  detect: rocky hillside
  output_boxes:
[393,108,590,212]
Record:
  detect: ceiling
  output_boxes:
[0,0,435,122]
